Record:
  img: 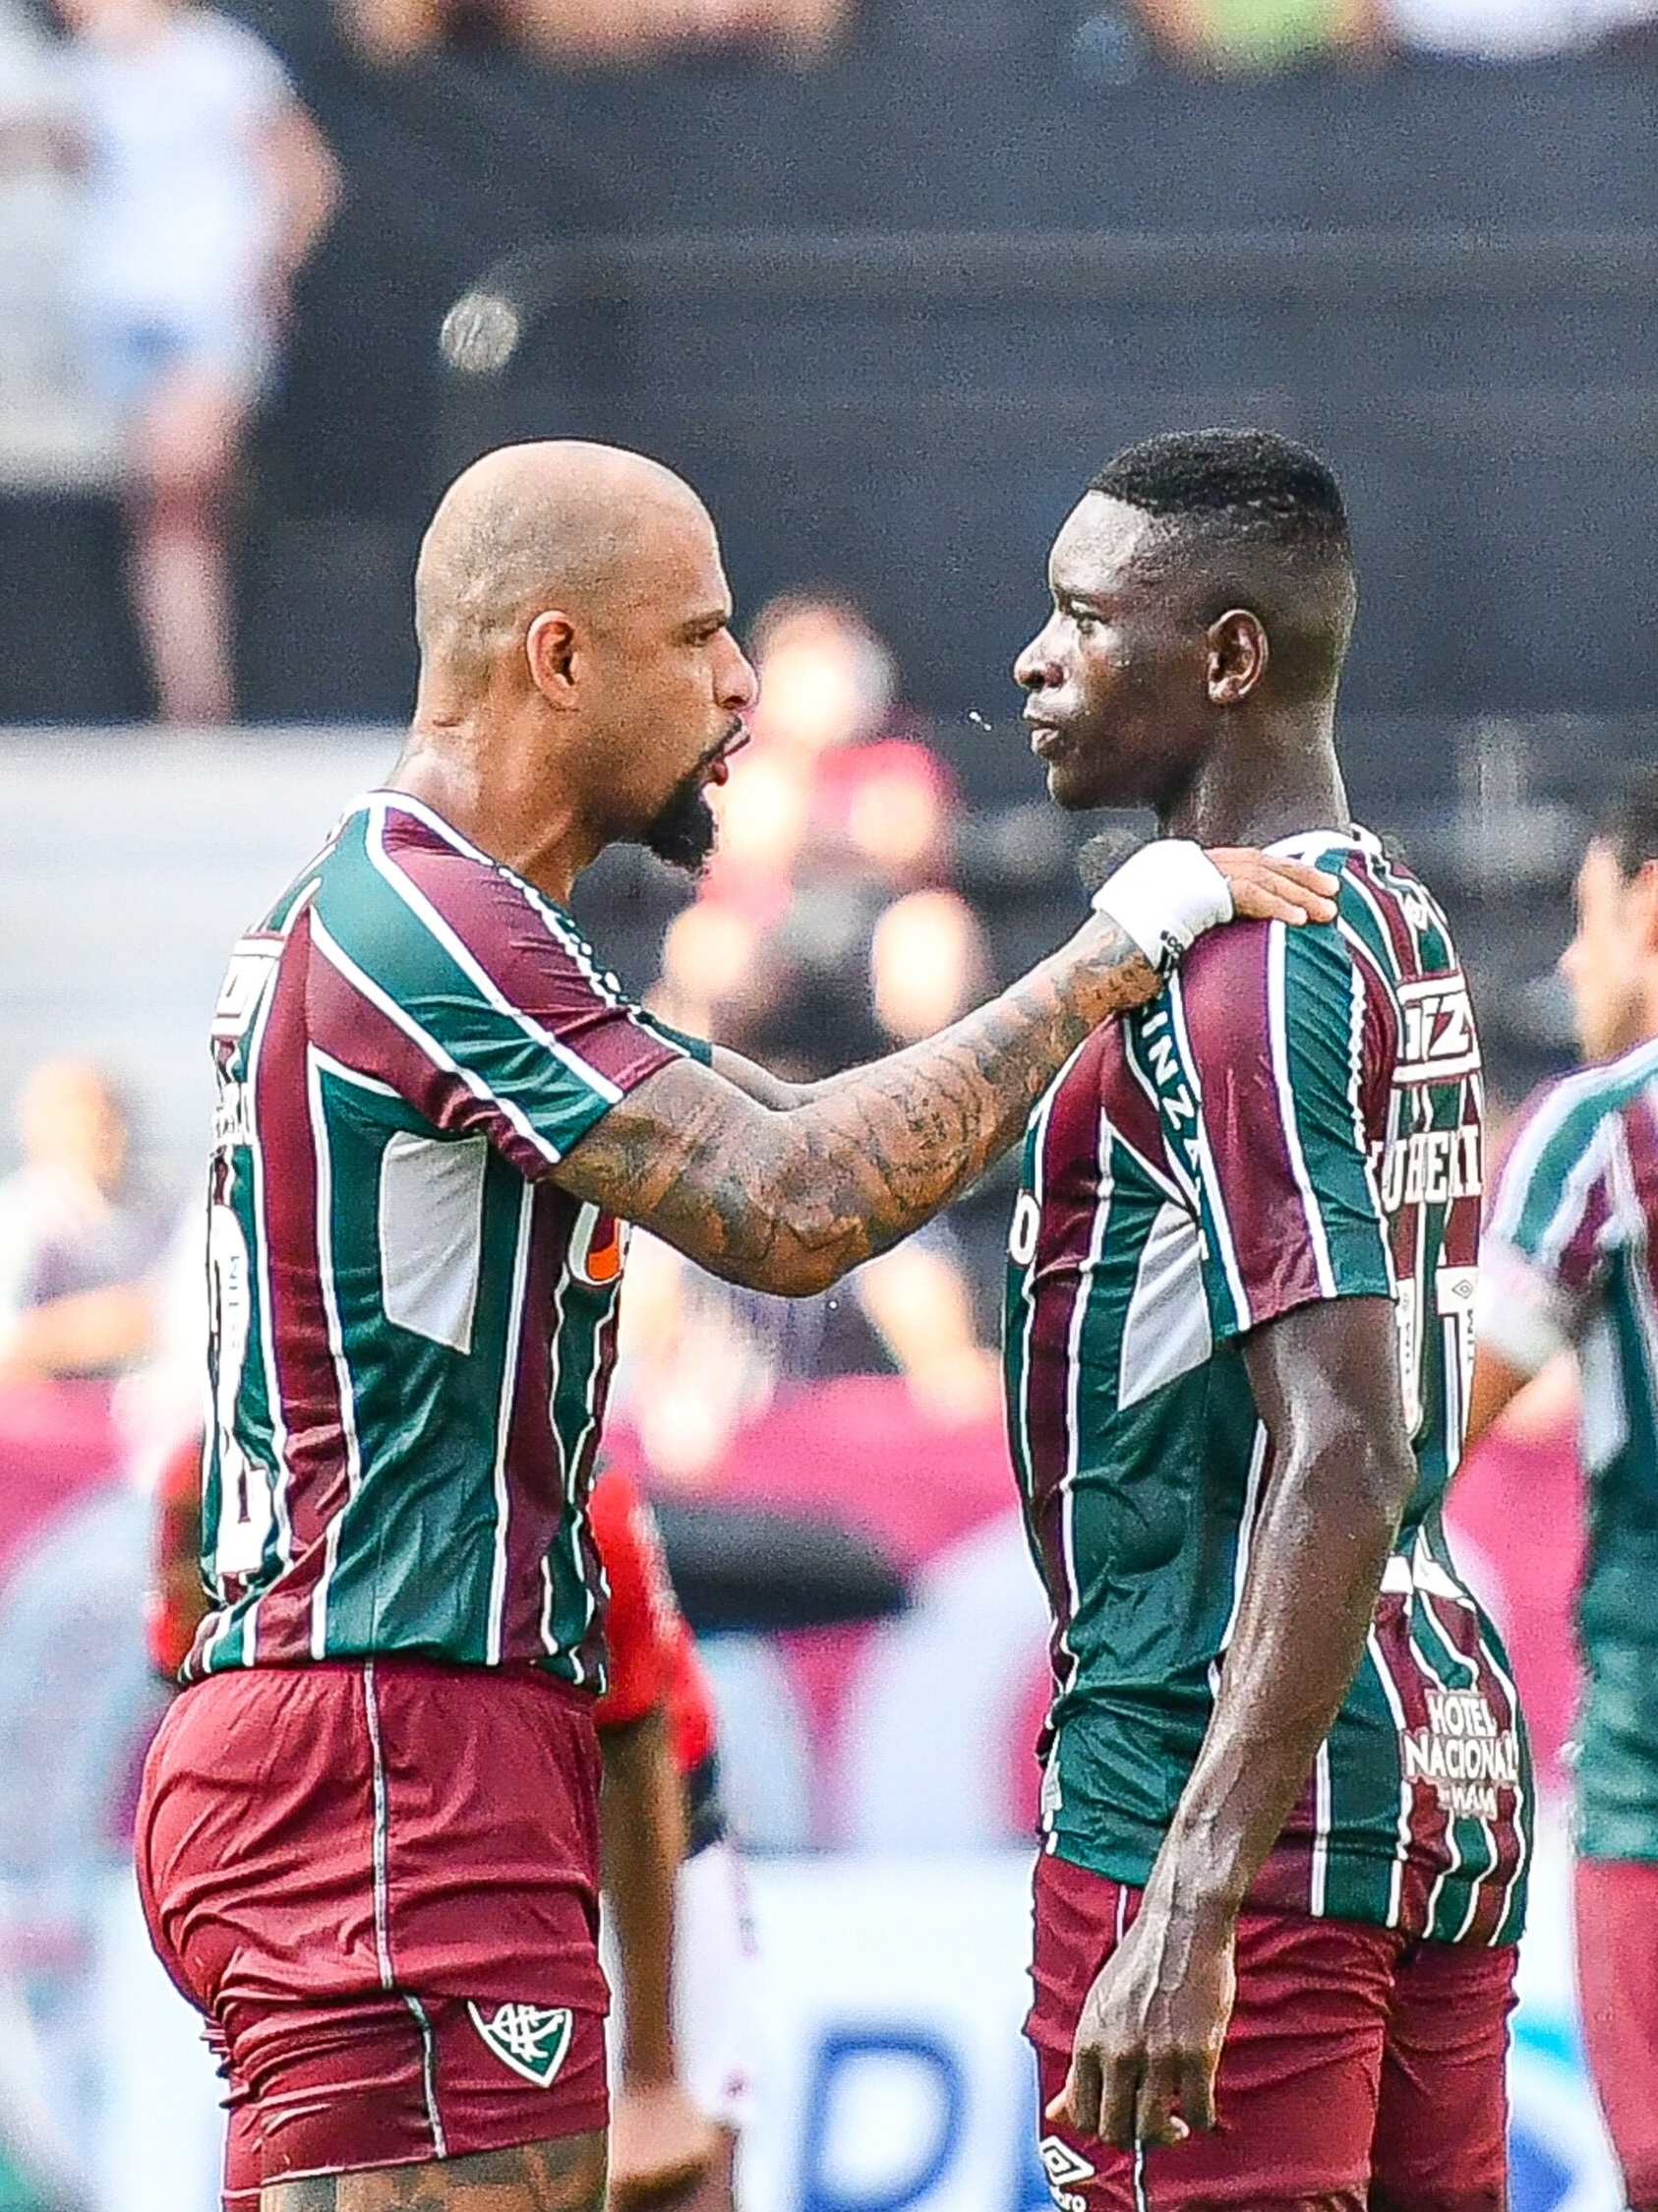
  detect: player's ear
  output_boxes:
[525,609,580,706]
[1206,610,1269,707]
[1628,858,1658,954]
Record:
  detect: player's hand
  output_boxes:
[608,2079,717,2205]
[1046,1891,1237,2151]
[1207,850,1340,927]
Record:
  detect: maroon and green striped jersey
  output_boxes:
[1478,1041,1658,1863]
[1005,830,1531,1946]
[188,792,696,1686]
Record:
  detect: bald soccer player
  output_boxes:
[133,442,1335,2212]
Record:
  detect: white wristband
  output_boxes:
[1092,839,1233,974]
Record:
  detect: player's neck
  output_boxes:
[1160,709,1348,851]
[390,718,598,906]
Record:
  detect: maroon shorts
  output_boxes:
[1028,1850,1516,2212]
[1574,1855,1658,2204]
[135,1659,610,2208]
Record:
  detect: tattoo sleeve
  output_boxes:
[556,915,1160,1295]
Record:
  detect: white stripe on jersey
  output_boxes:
[365,800,625,1106]
[1364,1622,1413,1930]
[1605,1119,1658,1437]
[1488,1039,1658,1244]
[1267,920,1337,1298]
[1058,1111,1115,1692]
[207,886,308,1670]
[1013,1074,1068,1503]
[310,909,562,1169]
[1164,975,1251,1333]
[1311,1741,1333,1916]
[487,1183,535,1667]
[306,1047,367,1658]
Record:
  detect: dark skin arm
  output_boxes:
[1052,1295,1416,2151]
[598,1708,714,2203]
[559,855,1336,1295]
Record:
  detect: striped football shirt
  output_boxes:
[1005,828,1531,1946]
[189,792,695,1687]
[1478,1038,1658,1860]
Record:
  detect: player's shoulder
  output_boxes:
[321,791,613,985]
[1498,1042,1658,1208]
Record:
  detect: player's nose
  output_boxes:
[1014,624,1061,692]
[717,632,759,714]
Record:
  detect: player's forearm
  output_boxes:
[599,1708,685,2087]
[591,919,1155,1297]
[1150,1423,1409,1924]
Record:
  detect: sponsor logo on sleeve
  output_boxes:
[569,1203,628,1288]
[466,2003,574,2088]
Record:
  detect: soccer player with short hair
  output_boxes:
[1466,781,1658,2212]
[133,439,1333,2212]
[1008,429,1531,2210]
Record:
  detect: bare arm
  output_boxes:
[1055,1295,1415,2151]
[561,853,1336,1296]
[598,1708,714,2201]
[255,102,340,284]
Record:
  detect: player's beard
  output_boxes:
[643,768,718,876]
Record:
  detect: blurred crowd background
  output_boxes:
[1,0,1655,2204]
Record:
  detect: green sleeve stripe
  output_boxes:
[1279,925,1392,1301]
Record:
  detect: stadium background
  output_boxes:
[0,1,1649,2203]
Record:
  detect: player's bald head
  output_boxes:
[413,441,715,693]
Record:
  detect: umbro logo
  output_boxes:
[467,2002,573,2088]
[1038,2134,1096,2186]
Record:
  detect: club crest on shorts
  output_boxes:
[466,2002,573,2088]
[1038,2134,1096,2186]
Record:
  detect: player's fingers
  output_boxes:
[1179,2048,1218,2134]
[1132,2053,1190,2150]
[1218,853,1339,901]
[1049,2046,1102,2138]
[1211,851,1339,922]
[1096,2046,1142,2150]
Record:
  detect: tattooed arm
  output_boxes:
[557,851,1335,1296]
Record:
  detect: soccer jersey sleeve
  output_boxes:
[1475,1083,1615,1377]
[1161,918,1393,1345]
[308,800,693,1177]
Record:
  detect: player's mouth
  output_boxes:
[1025,715,1068,759]
[702,720,750,787]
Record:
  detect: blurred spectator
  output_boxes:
[1383,0,1655,54]
[0,1060,171,1383]
[1129,0,1385,68]
[45,0,336,725]
[704,594,957,921]
[619,883,1000,1480]
[340,0,852,69]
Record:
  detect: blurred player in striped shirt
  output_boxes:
[1467,781,1658,2212]
[1009,430,1530,2209]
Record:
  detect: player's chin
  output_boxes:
[1043,752,1110,813]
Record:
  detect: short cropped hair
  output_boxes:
[1091,428,1352,561]
[1602,774,1658,875]
[1089,428,1356,696]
